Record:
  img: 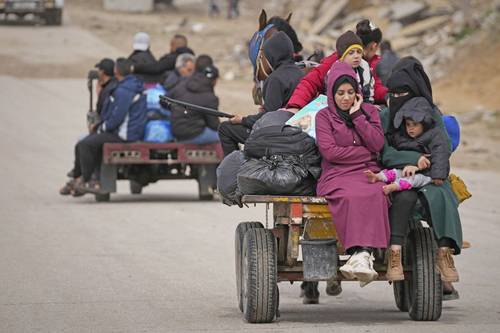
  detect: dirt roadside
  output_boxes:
[0,0,498,171]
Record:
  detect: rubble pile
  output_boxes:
[287,0,500,80]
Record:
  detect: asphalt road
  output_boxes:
[0,75,499,332]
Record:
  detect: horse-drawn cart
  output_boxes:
[235,195,442,323]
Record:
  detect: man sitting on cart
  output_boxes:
[169,56,221,145]
[72,58,148,194]
[59,58,118,196]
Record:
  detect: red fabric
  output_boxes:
[286,52,338,109]
[368,54,388,104]
[287,52,389,109]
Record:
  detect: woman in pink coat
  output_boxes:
[316,61,390,285]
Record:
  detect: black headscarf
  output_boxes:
[332,75,359,128]
[386,56,433,132]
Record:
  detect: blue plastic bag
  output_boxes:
[144,120,173,143]
[442,115,460,152]
[145,84,171,118]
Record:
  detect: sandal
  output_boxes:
[59,180,75,195]
[74,179,102,195]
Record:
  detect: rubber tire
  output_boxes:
[45,8,62,26]
[95,193,110,202]
[242,228,278,323]
[235,222,264,312]
[129,180,143,195]
[407,227,442,321]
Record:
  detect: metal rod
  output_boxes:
[159,95,235,118]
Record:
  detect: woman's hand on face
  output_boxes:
[432,179,444,186]
[417,155,431,170]
[349,93,363,115]
[402,165,419,177]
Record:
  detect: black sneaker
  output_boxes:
[443,282,459,301]
[326,279,342,296]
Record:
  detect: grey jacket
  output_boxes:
[390,97,451,179]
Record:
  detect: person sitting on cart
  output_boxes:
[380,56,462,300]
[132,34,195,82]
[163,53,196,91]
[316,61,390,288]
[59,58,118,196]
[217,31,304,156]
[169,56,220,144]
[72,58,148,194]
[128,32,161,87]
[94,58,118,116]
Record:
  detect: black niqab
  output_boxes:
[386,56,433,132]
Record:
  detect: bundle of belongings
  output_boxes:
[143,85,174,143]
[217,110,321,206]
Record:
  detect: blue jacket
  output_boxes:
[101,75,147,141]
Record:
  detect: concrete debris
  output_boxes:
[384,22,402,39]
[220,0,494,93]
[308,0,348,35]
[458,108,499,125]
[390,1,428,24]
[191,23,205,33]
[391,36,420,51]
[399,16,450,37]
[223,71,236,81]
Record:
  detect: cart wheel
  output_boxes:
[407,227,442,321]
[242,228,278,323]
[95,193,110,202]
[235,222,264,312]
[129,180,143,195]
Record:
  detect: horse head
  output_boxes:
[249,10,303,104]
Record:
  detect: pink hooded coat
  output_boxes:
[315,61,390,250]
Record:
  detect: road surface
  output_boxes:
[1,21,500,333]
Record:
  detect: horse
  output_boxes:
[249,10,302,81]
[248,10,303,105]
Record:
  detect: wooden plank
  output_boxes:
[309,0,349,35]
[242,195,327,204]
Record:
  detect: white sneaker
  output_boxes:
[353,252,378,285]
[340,251,378,284]
[339,255,357,279]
